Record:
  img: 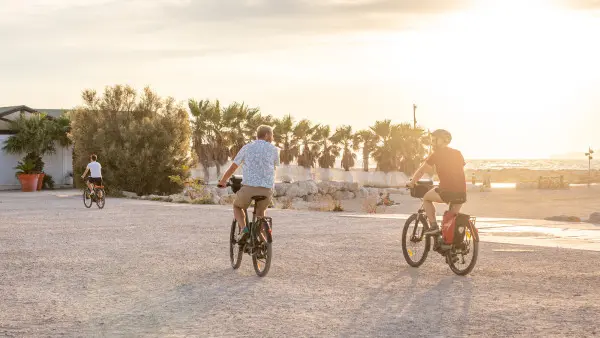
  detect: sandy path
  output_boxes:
[0,191,599,337]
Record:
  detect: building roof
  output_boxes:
[0,105,68,132]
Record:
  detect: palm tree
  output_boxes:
[294,119,320,168]
[222,102,264,158]
[370,119,397,172]
[316,125,340,169]
[333,125,356,171]
[189,99,230,179]
[390,123,429,174]
[274,114,298,165]
[353,129,378,172]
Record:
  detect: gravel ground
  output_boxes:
[0,190,599,337]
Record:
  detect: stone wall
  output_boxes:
[193,162,410,188]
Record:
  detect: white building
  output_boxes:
[0,105,73,190]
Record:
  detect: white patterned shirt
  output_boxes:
[233,140,280,188]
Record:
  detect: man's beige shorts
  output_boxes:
[233,186,273,213]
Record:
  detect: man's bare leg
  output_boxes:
[423,189,444,232]
[233,206,247,232]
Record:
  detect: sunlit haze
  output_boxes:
[1,0,599,159]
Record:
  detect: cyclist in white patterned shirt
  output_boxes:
[218,125,279,240]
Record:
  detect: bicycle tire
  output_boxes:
[449,222,479,276]
[252,221,272,277]
[230,220,243,269]
[83,189,93,208]
[95,189,106,209]
[402,213,430,267]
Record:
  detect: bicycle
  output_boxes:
[401,180,479,276]
[223,175,273,277]
[82,178,106,209]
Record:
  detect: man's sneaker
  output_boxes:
[424,225,441,236]
[237,227,249,245]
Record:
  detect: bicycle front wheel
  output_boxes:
[402,213,430,267]
[230,220,243,269]
[252,221,272,277]
[83,189,93,208]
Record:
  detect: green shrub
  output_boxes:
[43,174,55,190]
[70,85,191,195]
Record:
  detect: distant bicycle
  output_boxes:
[225,175,273,277]
[402,180,479,276]
[82,178,106,209]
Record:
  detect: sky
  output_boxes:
[1,0,599,159]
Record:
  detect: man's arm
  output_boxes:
[218,145,246,187]
[81,167,89,179]
[409,162,433,185]
[217,163,239,187]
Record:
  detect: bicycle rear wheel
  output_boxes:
[83,189,93,208]
[252,220,272,277]
[402,213,430,267]
[95,189,105,209]
[449,222,479,276]
[230,220,243,269]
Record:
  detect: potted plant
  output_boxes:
[14,159,39,192]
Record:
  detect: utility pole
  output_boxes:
[413,104,417,129]
[585,147,594,187]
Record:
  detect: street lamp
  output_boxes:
[585,147,594,186]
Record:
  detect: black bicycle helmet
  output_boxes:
[431,129,452,143]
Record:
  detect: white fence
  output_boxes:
[193,161,410,188]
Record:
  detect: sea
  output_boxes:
[464,159,597,171]
[359,159,596,171]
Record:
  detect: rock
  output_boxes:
[347,182,359,193]
[297,181,310,197]
[211,195,221,205]
[356,187,369,198]
[169,194,190,203]
[332,191,344,201]
[286,184,302,198]
[274,183,291,197]
[280,175,293,183]
[305,194,316,202]
[122,191,137,198]
[317,181,331,195]
[219,194,236,205]
[342,191,355,200]
[544,215,582,223]
[306,180,319,195]
[140,195,149,200]
[587,212,600,224]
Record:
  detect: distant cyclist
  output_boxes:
[408,129,466,235]
[81,154,102,196]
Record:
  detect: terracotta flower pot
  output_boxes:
[37,173,45,191]
[17,174,39,192]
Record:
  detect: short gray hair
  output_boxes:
[256,125,274,139]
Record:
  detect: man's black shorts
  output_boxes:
[87,177,103,186]
[435,187,467,204]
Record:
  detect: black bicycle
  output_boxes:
[401,180,479,276]
[82,178,106,209]
[223,175,273,277]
